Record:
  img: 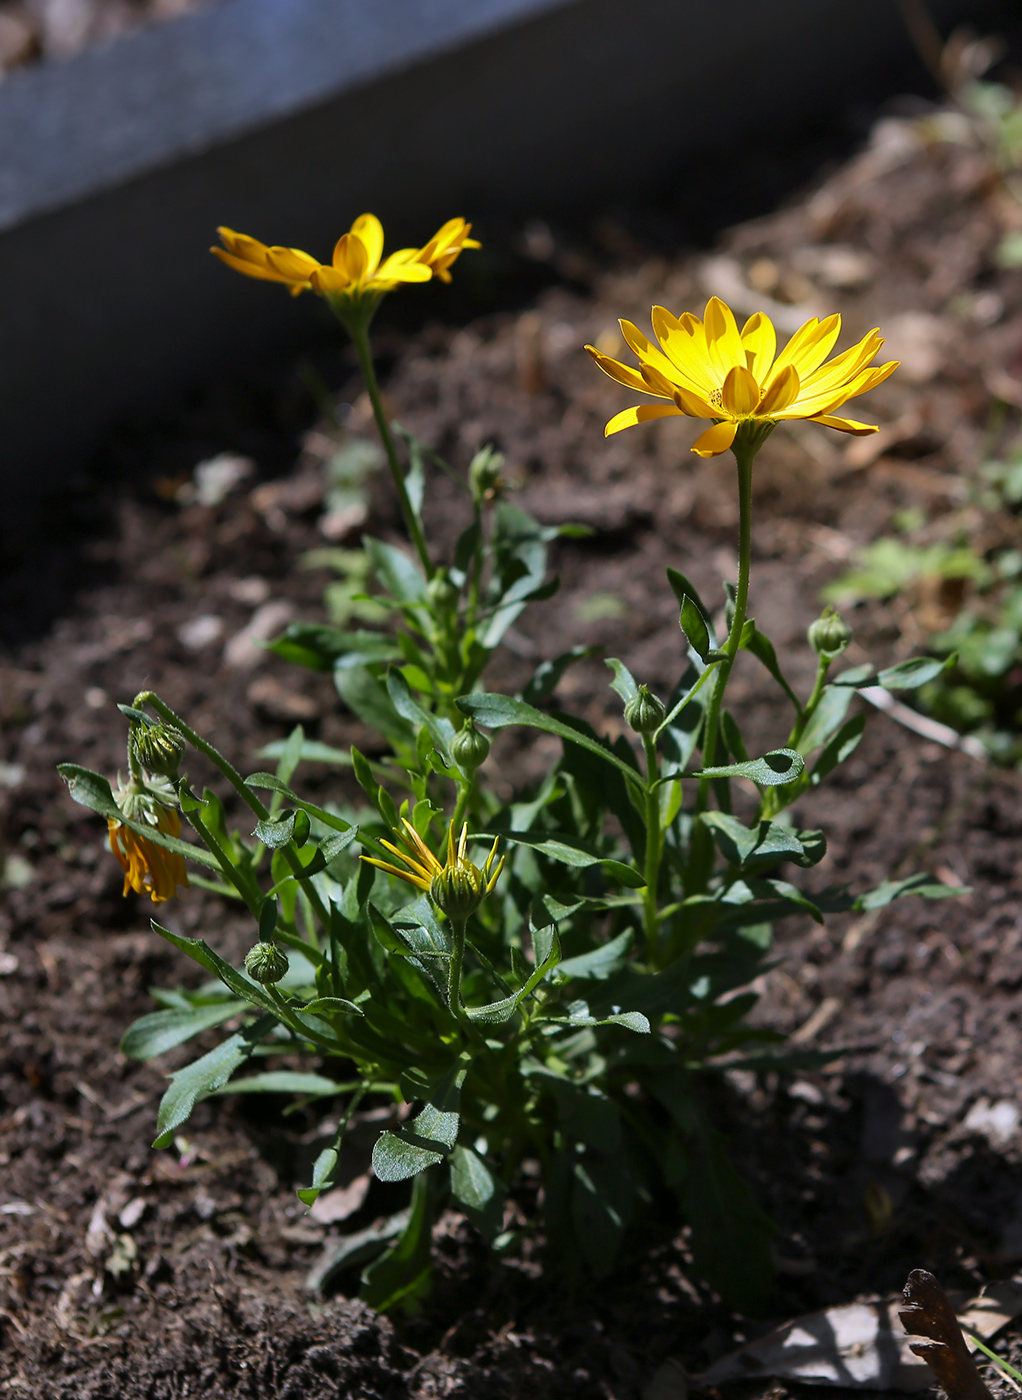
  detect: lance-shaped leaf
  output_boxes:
[556,930,633,981]
[243,774,355,836]
[876,654,955,690]
[605,657,638,705]
[702,812,807,872]
[741,622,801,710]
[372,1062,467,1182]
[151,922,276,1012]
[385,668,455,767]
[679,597,714,662]
[692,748,804,787]
[480,829,644,889]
[465,929,562,1024]
[213,1071,355,1095]
[665,567,717,645]
[521,646,598,705]
[449,1145,506,1241]
[121,1000,247,1061]
[456,694,645,789]
[57,765,221,870]
[153,1014,275,1148]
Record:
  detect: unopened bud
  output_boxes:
[430,866,486,921]
[469,445,504,504]
[624,685,666,735]
[132,723,186,779]
[244,942,289,985]
[451,722,490,774]
[808,609,851,659]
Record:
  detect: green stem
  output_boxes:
[641,732,662,966]
[790,654,829,749]
[135,691,331,937]
[466,504,485,629]
[349,324,433,579]
[266,983,343,1055]
[697,447,755,814]
[447,915,467,1018]
[450,774,473,834]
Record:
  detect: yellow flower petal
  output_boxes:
[640,363,680,398]
[758,363,800,415]
[210,247,295,285]
[585,345,656,395]
[721,364,759,416]
[605,404,684,436]
[650,307,716,396]
[691,420,738,457]
[619,319,688,387]
[703,297,746,378]
[265,246,321,281]
[673,386,722,418]
[795,329,884,398]
[770,314,841,384]
[375,256,433,283]
[810,414,879,436]
[741,312,776,382]
[352,214,384,276]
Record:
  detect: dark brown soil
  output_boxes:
[2,107,1022,1397]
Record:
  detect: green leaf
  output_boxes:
[741,622,801,710]
[275,725,306,789]
[243,775,354,835]
[300,996,363,1016]
[257,738,356,767]
[557,930,633,981]
[854,872,966,909]
[57,765,221,870]
[456,694,645,790]
[264,622,400,673]
[693,747,804,787]
[297,1146,338,1208]
[605,658,638,705]
[483,829,644,888]
[465,929,561,1023]
[307,1208,411,1293]
[121,1000,247,1060]
[702,812,806,871]
[571,1155,635,1276]
[386,669,455,767]
[521,647,598,705]
[360,1173,434,1314]
[876,654,954,690]
[372,1063,466,1182]
[152,1016,274,1148]
[213,1071,352,1096]
[254,810,298,848]
[335,666,416,750]
[665,568,716,644]
[364,536,428,607]
[545,1001,650,1033]
[810,712,866,785]
[797,677,864,754]
[151,922,276,1012]
[449,1145,506,1242]
[679,597,711,661]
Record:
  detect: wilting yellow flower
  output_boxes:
[107,777,189,903]
[211,214,478,306]
[363,818,504,918]
[586,296,899,457]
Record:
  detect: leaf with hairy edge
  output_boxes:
[121,1001,247,1060]
[57,765,221,870]
[243,775,354,835]
[456,695,646,790]
[693,748,804,787]
[680,597,712,661]
[151,922,277,1011]
[479,829,645,888]
[372,1063,466,1182]
[605,658,638,706]
[702,812,806,871]
[152,1015,275,1148]
[213,1071,354,1095]
[665,568,717,644]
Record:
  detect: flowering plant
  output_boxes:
[59,227,961,1313]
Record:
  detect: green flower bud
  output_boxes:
[131,722,186,779]
[469,445,504,504]
[451,722,490,774]
[808,609,851,659]
[624,685,666,735]
[244,942,289,985]
[430,865,486,922]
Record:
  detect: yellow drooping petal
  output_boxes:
[585,345,657,395]
[605,404,684,436]
[619,319,687,388]
[691,421,739,457]
[810,414,879,435]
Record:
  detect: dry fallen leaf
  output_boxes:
[899,1269,993,1400]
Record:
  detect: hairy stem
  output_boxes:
[642,732,662,966]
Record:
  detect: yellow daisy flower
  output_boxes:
[362,818,504,918]
[211,213,478,304]
[586,296,899,457]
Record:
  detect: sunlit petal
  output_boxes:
[691,420,738,457]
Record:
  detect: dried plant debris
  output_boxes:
[899,1269,994,1400]
[698,1279,1022,1392]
